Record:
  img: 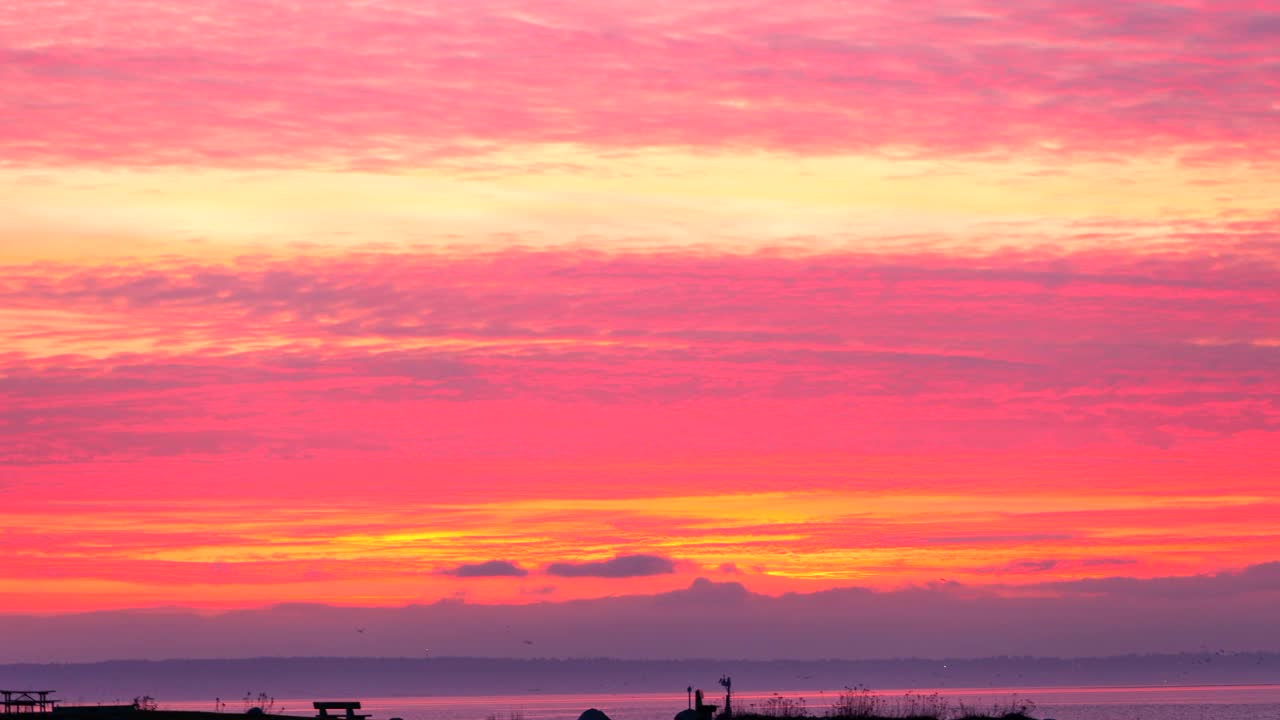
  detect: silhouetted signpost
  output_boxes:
[718,676,732,718]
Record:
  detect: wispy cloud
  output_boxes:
[3,0,1278,168]
[3,242,1276,469]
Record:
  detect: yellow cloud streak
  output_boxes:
[6,491,1272,581]
[3,146,1274,264]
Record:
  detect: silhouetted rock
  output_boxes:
[674,710,698,720]
[578,709,611,720]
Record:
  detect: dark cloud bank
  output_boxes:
[546,554,676,578]
[4,563,1280,668]
[440,561,529,578]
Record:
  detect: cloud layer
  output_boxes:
[3,0,1279,167]
[2,0,1278,631]
[1,242,1277,611]
[4,243,1277,466]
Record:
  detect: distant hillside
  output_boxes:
[2,653,1278,703]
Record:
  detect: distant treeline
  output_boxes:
[2,653,1277,703]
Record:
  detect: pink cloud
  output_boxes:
[2,0,1278,167]
[2,240,1278,469]
[3,241,1277,607]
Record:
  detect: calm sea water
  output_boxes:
[166,686,1280,720]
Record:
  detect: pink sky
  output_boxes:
[1,0,1278,657]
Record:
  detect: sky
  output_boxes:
[1,0,1279,659]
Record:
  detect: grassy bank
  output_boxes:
[731,687,1037,720]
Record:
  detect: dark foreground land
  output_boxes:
[4,710,309,720]
[735,714,1032,720]
[3,707,1037,720]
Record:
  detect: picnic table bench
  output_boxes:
[313,702,370,720]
